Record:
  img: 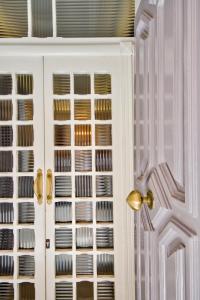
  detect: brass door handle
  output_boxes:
[34,169,43,205]
[127,190,154,211]
[46,169,53,205]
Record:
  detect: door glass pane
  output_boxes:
[17,74,33,95]
[53,74,70,95]
[77,282,93,300]
[17,99,33,121]
[0,283,14,299]
[50,71,114,299]
[19,255,35,277]
[0,75,12,95]
[56,282,73,300]
[19,282,35,300]
[0,100,13,121]
[74,74,91,95]
[54,100,71,120]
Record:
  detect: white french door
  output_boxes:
[0,53,134,300]
[44,56,134,300]
[0,57,45,299]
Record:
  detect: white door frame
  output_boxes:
[0,39,135,300]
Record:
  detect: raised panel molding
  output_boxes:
[135,0,200,299]
[149,163,186,209]
[158,218,199,300]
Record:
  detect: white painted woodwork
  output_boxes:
[134,1,200,299]
[0,57,45,300]
[44,54,134,300]
[0,41,135,299]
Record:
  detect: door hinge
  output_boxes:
[46,239,50,249]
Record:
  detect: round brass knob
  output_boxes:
[127,190,154,211]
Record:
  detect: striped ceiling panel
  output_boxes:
[56,0,135,37]
[0,0,28,38]
[0,0,135,38]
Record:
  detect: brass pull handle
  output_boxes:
[34,169,43,205]
[127,190,154,211]
[46,169,53,205]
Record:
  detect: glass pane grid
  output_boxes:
[0,71,36,298]
[53,73,114,299]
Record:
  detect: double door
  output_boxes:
[0,54,134,300]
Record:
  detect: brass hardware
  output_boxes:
[33,168,43,205]
[46,169,53,205]
[127,190,154,211]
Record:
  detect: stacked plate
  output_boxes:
[54,125,71,146]
[54,150,71,172]
[0,100,13,121]
[53,74,70,95]
[75,150,92,172]
[95,99,112,120]
[0,126,13,147]
[17,74,33,95]
[19,282,35,300]
[96,150,112,172]
[96,202,113,223]
[75,202,93,223]
[75,125,91,146]
[97,281,115,300]
[94,74,111,95]
[0,256,14,276]
[0,151,13,172]
[0,75,12,95]
[76,227,93,249]
[17,100,33,121]
[55,176,72,198]
[18,229,35,249]
[95,125,112,146]
[0,229,14,250]
[76,254,93,275]
[97,254,114,276]
[55,228,72,249]
[17,125,34,147]
[0,283,14,300]
[75,176,92,198]
[0,203,13,224]
[55,202,72,223]
[74,74,91,95]
[96,228,113,249]
[18,150,34,172]
[18,177,34,198]
[54,100,71,120]
[74,99,91,120]
[0,177,13,198]
[96,176,113,197]
[18,202,35,224]
[55,254,72,276]
[55,282,73,300]
[19,255,35,277]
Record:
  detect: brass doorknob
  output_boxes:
[127,190,154,211]
[33,168,43,205]
[46,169,53,205]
